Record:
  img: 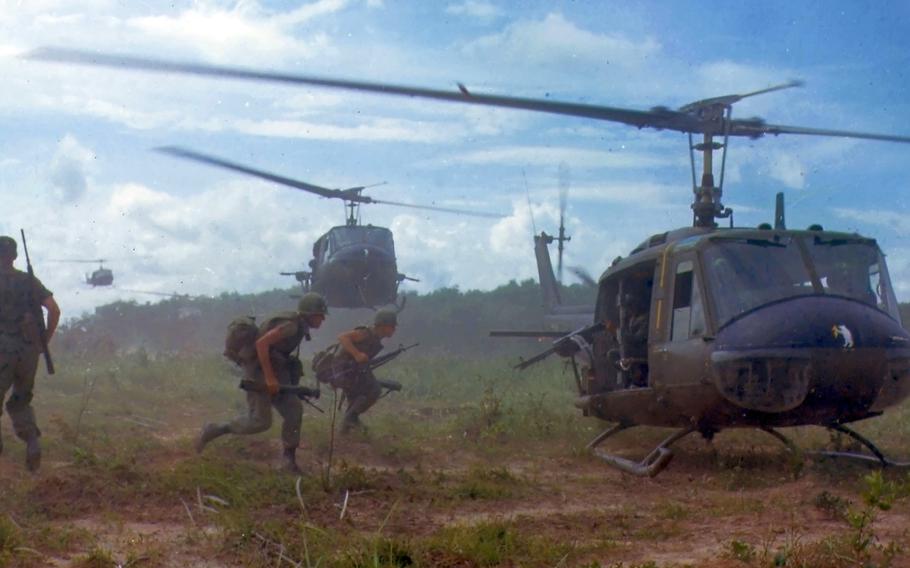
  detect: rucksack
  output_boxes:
[224,316,259,366]
[312,343,341,384]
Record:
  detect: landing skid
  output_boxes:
[814,423,910,468]
[587,424,696,477]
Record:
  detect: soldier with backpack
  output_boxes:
[195,292,328,473]
[331,309,399,434]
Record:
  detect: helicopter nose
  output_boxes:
[710,296,910,417]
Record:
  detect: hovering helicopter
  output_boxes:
[28,48,910,476]
[154,146,500,309]
[50,258,114,287]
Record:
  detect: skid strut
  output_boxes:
[587,424,696,477]
[816,423,910,468]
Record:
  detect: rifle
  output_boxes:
[239,380,324,413]
[367,342,419,373]
[19,230,54,375]
[514,321,604,371]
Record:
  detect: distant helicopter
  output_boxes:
[50,258,114,287]
[29,48,910,476]
[154,146,500,309]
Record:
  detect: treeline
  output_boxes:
[56,280,596,359]
[57,284,910,360]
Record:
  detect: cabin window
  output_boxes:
[671,260,705,341]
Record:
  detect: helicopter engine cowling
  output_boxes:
[710,295,910,425]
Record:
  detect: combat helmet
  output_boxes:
[297,292,328,316]
[374,309,397,327]
[0,236,17,259]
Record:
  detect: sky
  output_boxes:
[1,0,909,319]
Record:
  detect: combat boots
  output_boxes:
[282,447,301,474]
[25,436,40,472]
[195,423,229,454]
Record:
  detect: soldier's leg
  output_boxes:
[7,351,41,471]
[272,393,303,472]
[272,359,303,472]
[225,390,273,435]
[0,354,15,456]
[342,376,382,432]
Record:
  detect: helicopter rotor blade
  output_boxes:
[569,266,597,288]
[678,80,804,113]
[557,163,570,286]
[115,287,196,299]
[26,48,698,132]
[48,258,106,263]
[730,122,910,144]
[155,146,373,202]
[28,48,910,144]
[371,198,504,218]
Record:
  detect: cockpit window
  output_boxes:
[807,239,899,319]
[329,227,395,253]
[703,237,814,326]
[703,235,901,327]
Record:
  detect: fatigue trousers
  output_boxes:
[224,357,303,450]
[0,349,41,444]
[342,371,383,423]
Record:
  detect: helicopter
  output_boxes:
[154,146,500,309]
[28,48,910,476]
[50,258,114,287]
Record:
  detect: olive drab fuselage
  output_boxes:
[573,226,910,432]
[308,225,401,308]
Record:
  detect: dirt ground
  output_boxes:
[3,420,909,568]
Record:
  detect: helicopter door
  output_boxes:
[652,256,708,389]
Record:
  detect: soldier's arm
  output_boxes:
[338,329,370,364]
[256,323,296,396]
[42,296,60,342]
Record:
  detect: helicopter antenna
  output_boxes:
[557,163,571,286]
[522,170,537,237]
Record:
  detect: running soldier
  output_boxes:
[335,309,398,433]
[196,292,328,473]
[0,235,60,472]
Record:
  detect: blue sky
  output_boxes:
[1,0,909,317]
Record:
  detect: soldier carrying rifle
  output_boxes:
[196,292,328,473]
[315,310,411,434]
[0,233,60,472]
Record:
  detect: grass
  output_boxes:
[0,351,908,566]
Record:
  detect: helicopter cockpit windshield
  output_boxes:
[703,235,900,327]
[328,226,395,255]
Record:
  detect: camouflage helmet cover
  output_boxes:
[0,236,17,259]
[297,292,328,315]
[374,309,398,327]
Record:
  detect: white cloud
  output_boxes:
[463,12,660,68]
[446,1,501,21]
[50,134,96,203]
[126,1,344,64]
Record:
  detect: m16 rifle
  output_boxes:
[239,380,324,412]
[20,230,54,375]
[514,322,604,371]
[367,342,418,393]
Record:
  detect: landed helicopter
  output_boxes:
[154,146,499,309]
[50,258,114,287]
[29,48,910,476]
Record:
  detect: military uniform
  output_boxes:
[0,262,52,466]
[198,292,328,473]
[336,326,385,432]
[226,311,310,449]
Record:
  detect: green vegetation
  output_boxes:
[0,286,907,565]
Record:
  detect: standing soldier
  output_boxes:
[0,235,60,472]
[196,292,328,473]
[336,309,398,434]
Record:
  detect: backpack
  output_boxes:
[224,316,259,366]
[312,343,341,384]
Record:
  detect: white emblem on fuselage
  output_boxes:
[832,324,855,349]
